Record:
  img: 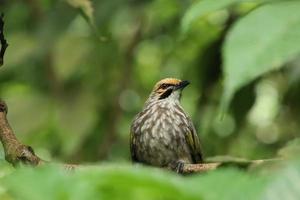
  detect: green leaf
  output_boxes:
[66,0,94,23]
[65,0,106,42]
[181,0,253,32]
[222,1,300,110]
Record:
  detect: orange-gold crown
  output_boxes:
[153,78,182,91]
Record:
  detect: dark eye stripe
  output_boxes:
[159,89,172,99]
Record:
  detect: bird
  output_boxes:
[130,78,203,173]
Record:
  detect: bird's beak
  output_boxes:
[175,80,190,90]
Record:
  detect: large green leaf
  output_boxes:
[222,1,300,110]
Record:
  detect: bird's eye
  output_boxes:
[160,83,170,89]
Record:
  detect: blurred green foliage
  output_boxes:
[1,159,300,200]
[1,0,300,199]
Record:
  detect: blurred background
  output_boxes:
[0,0,299,164]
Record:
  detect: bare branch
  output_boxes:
[0,100,44,166]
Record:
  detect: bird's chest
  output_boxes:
[140,110,185,142]
[133,103,191,166]
[137,104,188,141]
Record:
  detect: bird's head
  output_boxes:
[148,78,190,102]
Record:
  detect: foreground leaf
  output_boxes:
[3,161,300,200]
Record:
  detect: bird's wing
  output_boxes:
[130,125,138,162]
[185,117,203,163]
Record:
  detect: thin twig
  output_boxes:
[0,13,8,66]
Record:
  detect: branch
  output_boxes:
[181,158,283,174]
[182,163,221,173]
[0,100,43,166]
[0,13,8,67]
